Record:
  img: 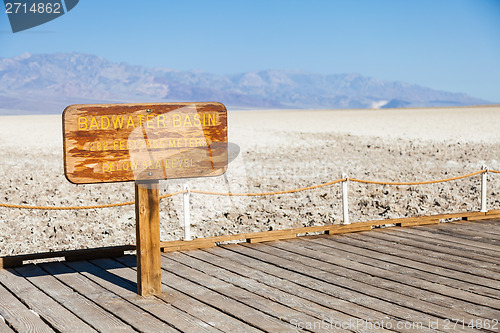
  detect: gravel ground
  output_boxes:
[1,106,499,255]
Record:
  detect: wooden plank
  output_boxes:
[336,233,500,292]
[156,212,492,252]
[164,252,360,333]
[248,233,297,243]
[397,226,500,256]
[0,245,135,268]
[63,102,228,184]
[135,180,161,296]
[226,244,453,332]
[371,228,500,266]
[205,245,436,332]
[205,246,423,332]
[347,232,500,283]
[387,228,500,263]
[398,219,440,227]
[40,262,176,332]
[367,230,500,273]
[463,220,500,233]
[112,255,261,332]
[0,316,14,332]
[179,249,398,333]
[413,224,500,247]
[0,268,96,332]
[158,254,305,332]
[66,259,218,333]
[161,239,216,252]
[467,215,500,221]
[441,222,500,242]
[252,241,496,326]
[447,221,500,236]
[316,235,500,300]
[15,264,135,332]
[277,238,500,317]
[0,278,54,333]
[466,218,500,225]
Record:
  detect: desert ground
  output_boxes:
[1,105,499,256]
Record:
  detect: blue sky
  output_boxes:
[1,0,499,101]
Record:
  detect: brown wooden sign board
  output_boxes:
[63,102,228,184]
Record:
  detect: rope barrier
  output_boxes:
[190,178,346,196]
[0,191,184,210]
[350,170,485,186]
[0,169,497,210]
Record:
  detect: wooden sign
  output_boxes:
[63,102,228,184]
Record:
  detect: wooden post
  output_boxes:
[342,173,350,225]
[480,165,488,213]
[135,180,162,296]
[183,184,192,241]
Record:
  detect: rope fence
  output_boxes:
[0,169,498,211]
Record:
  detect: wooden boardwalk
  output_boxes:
[0,219,498,332]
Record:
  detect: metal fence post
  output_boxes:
[183,184,191,240]
[342,173,350,225]
[481,165,488,213]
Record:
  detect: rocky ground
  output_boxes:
[1,108,499,255]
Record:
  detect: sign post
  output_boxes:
[63,102,228,296]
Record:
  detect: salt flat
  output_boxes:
[0,105,499,256]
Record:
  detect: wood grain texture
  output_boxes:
[135,181,161,296]
[113,255,260,332]
[63,102,228,184]
[16,264,135,332]
[67,260,217,333]
[0,268,97,332]
[41,262,175,332]
[0,280,54,333]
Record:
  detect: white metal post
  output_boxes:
[183,184,191,240]
[480,165,488,213]
[342,173,350,225]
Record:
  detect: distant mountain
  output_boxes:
[0,52,490,114]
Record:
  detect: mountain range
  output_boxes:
[0,52,490,114]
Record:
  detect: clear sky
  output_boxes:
[1,0,499,101]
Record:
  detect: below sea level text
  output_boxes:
[103,158,196,173]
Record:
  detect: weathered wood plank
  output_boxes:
[395,226,500,257]
[0,268,97,332]
[114,255,266,333]
[226,244,453,333]
[159,254,308,332]
[0,245,134,268]
[281,238,500,317]
[309,235,500,301]
[254,241,498,326]
[389,227,500,259]
[207,246,430,333]
[66,259,218,333]
[352,232,500,279]
[15,264,134,332]
[165,251,363,333]
[413,224,500,247]
[0,316,14,332]
[0,279,54,333]
[367,229,500,272]
[40,262,176,332]
[135,180,161,296]
[374,227,500,264]
[440,225,500,244]
[182,249,397,333]
[331,234,500,294]
[448,221,500,236]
